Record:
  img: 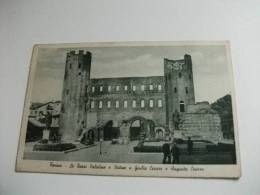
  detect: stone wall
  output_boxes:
[176,102,223,143]
[88,76,166,128]
[59,50,91,141]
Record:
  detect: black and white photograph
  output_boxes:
[16,42,240,178]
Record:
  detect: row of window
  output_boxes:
[91,84,162,93]
[90,99,163,109]
[173,87,189,94]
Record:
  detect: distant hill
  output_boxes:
[211,95,234,139]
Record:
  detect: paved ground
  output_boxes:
[24,141,234,164]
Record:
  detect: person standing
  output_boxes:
[187,137,193,155]
[171,142,180,164]
[45,111,52,130]
[162,142,171,164]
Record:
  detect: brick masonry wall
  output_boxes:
[87,76,166,129]
[178,103,223,143]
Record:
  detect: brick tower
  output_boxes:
[59,50,92,142]
[164,54,195,132]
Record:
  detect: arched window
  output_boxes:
[141,100,145,108]
[132,100,136,108]
[107,101,111,108]
[90,101,95,109]
[99,101,103,109]
[178,72,182,78]
[115,100,119,108]
[123,100,128,108]
[149,99,154,107]
[158,99,162,108]
[108,86,111,92]
[180,101,185,112]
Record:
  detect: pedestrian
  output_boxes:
[45,111,52,130]
[187,137,193,155]
[78,121,86,136]
[171,142,180,164]
[162,142,171,164]
[173,110,180,130]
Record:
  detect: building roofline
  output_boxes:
[90,75,164,80]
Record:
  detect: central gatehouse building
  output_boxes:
[59,50,223,143]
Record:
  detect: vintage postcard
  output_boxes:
[16,41,241,178]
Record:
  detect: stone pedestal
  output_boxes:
[119,122,130,144]
[42,129,50,140]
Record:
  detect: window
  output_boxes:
[149,100,154,107]
[180,101,185,112]
[69,63,72,69]
[174,87,177,93]
[78,63,81,69]
[133,85,136,91]
[107,101,111,108]
[124,85,128,91]
[100,86,103,92]
[149,85,153,90]
[92,86,95,93]
[108,86,111,92]
[141,100,145,108]
[91,101,95,108]
[78,72,81,75]
[141,85,145,91]
[189,74,192,80]
[124,100,128,108]
[99,101,103,109]
[116,86,120,91]
[185,87,188,94]
[116,100,119,108]
[158,85,162,91]
[132,100,136,108]
[158,99,162,108]
[178,72,182,78]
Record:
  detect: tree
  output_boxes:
[211,95,234,139]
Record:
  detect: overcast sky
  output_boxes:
[31,45,232,103]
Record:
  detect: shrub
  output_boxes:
[133,145,162,153]
[33,143,76,151]
[206,143,235,152]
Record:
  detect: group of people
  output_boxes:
[162,137,193,164]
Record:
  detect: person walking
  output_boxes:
[187,137,193,155]
[162,142,171,164]
[171,142,180,164]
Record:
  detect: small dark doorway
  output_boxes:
[180,101,185,112]
[130,119,144,140]
[103,120,113,140]
[103,121,120,140]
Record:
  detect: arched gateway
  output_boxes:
[127,116,155,140]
